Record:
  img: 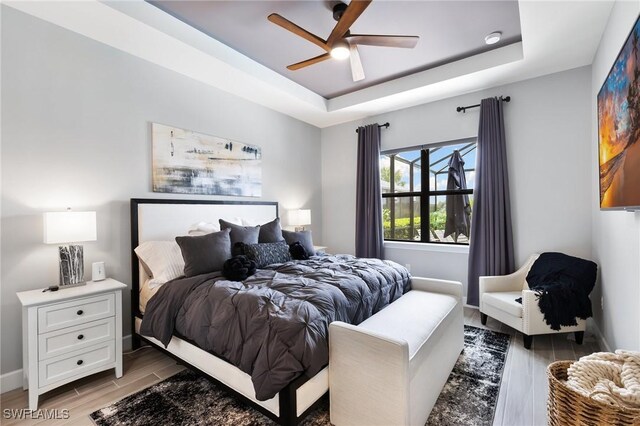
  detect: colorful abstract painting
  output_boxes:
[598,15,640,209]
[152,123,261,197]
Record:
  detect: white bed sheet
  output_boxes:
[139,275,161,314]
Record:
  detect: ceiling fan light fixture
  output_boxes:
[484,31,502,45]
[330,41,350,60]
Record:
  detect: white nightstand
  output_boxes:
[17,279,127,410]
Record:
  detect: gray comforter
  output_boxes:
[140,254,410,400]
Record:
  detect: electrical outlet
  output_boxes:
[405,264,411,272]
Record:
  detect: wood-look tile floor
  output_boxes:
[1,307,600,426]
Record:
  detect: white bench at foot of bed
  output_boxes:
[329,277,464,426]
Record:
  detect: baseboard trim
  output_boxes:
[588,318,611,352]
[0,369,23,394]
[1,334,134,395]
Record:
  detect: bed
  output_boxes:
[130,198,409,425]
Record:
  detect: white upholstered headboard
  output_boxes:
[130,198,279,316]
[136,202,278,242]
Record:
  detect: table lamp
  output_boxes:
[288,209,311,232]
[43,210,97,287]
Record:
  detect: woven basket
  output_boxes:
[547,361,640,426]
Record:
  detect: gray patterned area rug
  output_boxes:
[90,325,510,426]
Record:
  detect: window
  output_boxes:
[380,139,476,245]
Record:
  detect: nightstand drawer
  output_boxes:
[38,318,115,361]
[38,293,115,334]
[38,342,115,387]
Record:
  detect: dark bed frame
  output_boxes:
[130,198,328,426]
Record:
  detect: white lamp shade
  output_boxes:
[288,209,311,226]
[43,211,97,244]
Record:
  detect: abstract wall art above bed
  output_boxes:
[598,14,640,210]
[152,123,262,197]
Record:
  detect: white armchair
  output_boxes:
[479,254,587,349]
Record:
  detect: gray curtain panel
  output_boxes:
[355,123,384,259]
[467,97,515,306]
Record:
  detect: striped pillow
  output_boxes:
[134,241,185,288]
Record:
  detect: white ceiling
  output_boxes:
[148,1,522,98]
[6,0,614,128]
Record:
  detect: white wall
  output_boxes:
[590,0,640,351]
[322,67,593,297]
[1,7,322,376]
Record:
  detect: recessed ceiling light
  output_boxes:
[330,41,350,60]
[485,31,502,45]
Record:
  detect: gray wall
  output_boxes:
[590,0,640,351]
[321,67,593,298]
[1,7,322,375]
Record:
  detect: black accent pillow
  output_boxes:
[258,218,284,243]
[234,242,246,255]
[175,228,231,277]
[289,242,309,260]
[219,219,260,255]
[222,255,257,281]
[244,242,291,268]
[282,230,315,257]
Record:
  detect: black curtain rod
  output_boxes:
[355,122,390,133]
[456,96,511,113]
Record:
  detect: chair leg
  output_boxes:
[574,331,584,345]
[480,313,487,325]
[523,334,533,349]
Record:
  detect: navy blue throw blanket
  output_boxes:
[516,252,597,331]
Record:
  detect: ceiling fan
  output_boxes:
[268,0,419,82]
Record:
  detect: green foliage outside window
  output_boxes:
[383,216,421,240]
[383,202,447,240]
[380,166,406,189]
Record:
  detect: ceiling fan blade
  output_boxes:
[287,53,332,70]
[326,0,372,47]
[346,34,419,48]
[268,13,329,52]
[349,44,365,82]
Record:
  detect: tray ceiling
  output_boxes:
[149,1,522,98]
[7,1,613,127]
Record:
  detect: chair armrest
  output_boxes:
[479,274,524,294]
[522,290,588,335]
[479,254,540,295]
[522,290,549,335]
[410,277,463,300]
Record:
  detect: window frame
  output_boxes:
[381,139,476,246]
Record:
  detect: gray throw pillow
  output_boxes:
[175,228,231,277]
[282,230,315,257]
[259,218,284,243]
[219,219,260,255]
[244,242,291,268]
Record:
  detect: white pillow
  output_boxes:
[134,241,185,289]
[188,221,221,236]
[242,218,260,227]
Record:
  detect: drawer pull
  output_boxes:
[77,334,84,340]
[77,360,83,366]
[76,310,84,316]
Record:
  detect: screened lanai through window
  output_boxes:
[380,140,476,244]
